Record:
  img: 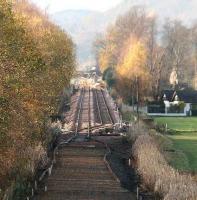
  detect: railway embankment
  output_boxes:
[125,115,197,199]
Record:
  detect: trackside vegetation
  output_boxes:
[132,132,197,200]
[0,0,75,198]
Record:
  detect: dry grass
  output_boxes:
[132,133,197,199]
[25,144,48,175]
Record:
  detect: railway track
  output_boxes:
[73,88,92,135]
[74,88,85,134]
[94,89,114,125]
[72,88,115,135]
[34,142,135,200]
[33,87,135,200]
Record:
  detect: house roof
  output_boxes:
[161,90,175,101]
[161,89,197,103]
[175,90,197,103]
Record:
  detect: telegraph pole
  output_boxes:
[136,76,139,121]
[132,81,135,111]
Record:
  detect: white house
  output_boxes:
[147,89,197,116]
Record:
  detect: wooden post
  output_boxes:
[136,76,140,132]
[137,186,139,200]
[31,188,34,197]
[48,165,52,176]
[132,82,135,111]
[165,123,168,133]
[136,76,139,121]
[34,181,38,190]
[129,158,131,166]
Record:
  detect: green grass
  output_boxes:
[168,132,197,172]
[153,117,197,172]
[154,117,197,132]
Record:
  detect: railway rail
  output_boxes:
[32,87,136,200]
[74,88,85,135]
[72,88,115,135]
[94,89,114,125]
[34,142,135,200]
[73,88,92,135]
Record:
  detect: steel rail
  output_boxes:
[74,88,85,135]
[94,89,103,125]
[87,87,91,138]
[100,89,114,124]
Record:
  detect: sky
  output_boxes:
[30,0,122,13]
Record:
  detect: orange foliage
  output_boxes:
[98,28,118,73]
[0,0,75,194]
[116,37,151,100]
[117,37,148,79]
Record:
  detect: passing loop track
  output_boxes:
[72,87,116,137]
[34,141,135,200]
[74,88,85,135]
[73,87,92,136]
[100,89,115,124]
[94,89,114,126]
[32,88,136,200]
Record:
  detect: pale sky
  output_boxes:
[30,0,122,13]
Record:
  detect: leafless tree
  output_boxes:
[161,20,193,88]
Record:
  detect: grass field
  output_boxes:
[154,117,197,131]
[154,117,197,172]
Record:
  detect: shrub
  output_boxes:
[0,0,75,196]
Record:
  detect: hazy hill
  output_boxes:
[51,0,197,69]
[51,0,135,68]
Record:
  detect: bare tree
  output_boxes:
[162,20,193,88]
[145,16,167,98]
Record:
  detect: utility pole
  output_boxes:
[132,81,135,111]
[136,76,139,121]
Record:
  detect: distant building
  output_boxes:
[147,89,197,116]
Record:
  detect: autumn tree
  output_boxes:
[0,0,75,197]
[95,6,197,103]
[116,38,150,102]
[94,7,153,103]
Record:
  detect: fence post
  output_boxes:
[165,123,168,133]
[35,181,38,190]
[137,186,139,200]
[32,188,34,197]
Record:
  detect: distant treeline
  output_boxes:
[0,0,75,196]
[94,6,197,104]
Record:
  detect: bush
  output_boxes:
[0,0,75,196]
[168,102,185,113]
[103,67,116,89]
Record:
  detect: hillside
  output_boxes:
[51,1,134,68]
[51,0,197,69]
